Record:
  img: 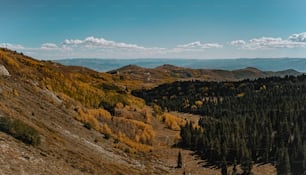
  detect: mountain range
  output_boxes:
[108,64,300,89]
[56,58,306,73]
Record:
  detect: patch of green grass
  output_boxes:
[0,117,41,146]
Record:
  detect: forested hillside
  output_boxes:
[133,75,306,174]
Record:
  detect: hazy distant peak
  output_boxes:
[244,67,261,71]
[155,64,183,70]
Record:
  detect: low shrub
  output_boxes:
[0,117,41,146]
[83,122,92,130]
[102,123,112,139]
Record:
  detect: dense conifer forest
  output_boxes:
[133,75,306,174]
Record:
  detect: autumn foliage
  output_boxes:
[0,48,153,152]
[160,113,186,131]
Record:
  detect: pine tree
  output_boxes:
[277,148,291,175]
[177,151,183,168]
[221,159,227,175]
[232,160,238,175]
[303,142,306,175]
[241,157,252,175]
[180,123,191,148]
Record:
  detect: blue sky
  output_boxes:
[1,0,306,59]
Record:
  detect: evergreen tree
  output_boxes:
[177,151,183,168]
[303,142,306,175]
[221,159,227,175]
[232,160,238,175]
[277,148,291,175]
[241,158,252,175]
[180,123,191,148]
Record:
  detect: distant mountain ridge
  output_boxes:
[55,58,306,72]
[107,64,301,89]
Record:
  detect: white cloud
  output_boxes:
[288,32,306,42]
[62,36,145,49]
[0,38,166,59]
[0,43,25,50]
[41,43,60,49]
[203,43,223,49]
[177,41,223,49]
[1,42,62,51]
[230,40,246,47]
[231,35,306,50]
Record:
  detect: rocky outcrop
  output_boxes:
[0,65,10,76]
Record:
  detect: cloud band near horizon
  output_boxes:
[231,32,306,50]
[1,32,306,59]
